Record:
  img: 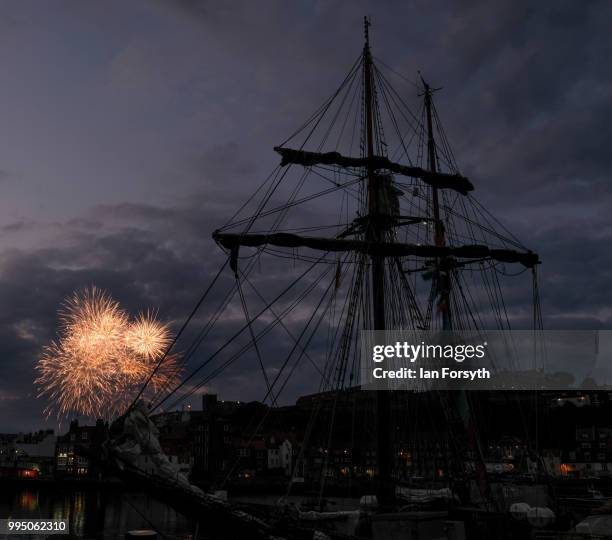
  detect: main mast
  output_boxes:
[363,17,394,506]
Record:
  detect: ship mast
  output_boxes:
[422,78,452,330]
[363,16,394,506]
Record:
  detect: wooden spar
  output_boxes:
[213,232,540,268]
[273,146,474,195]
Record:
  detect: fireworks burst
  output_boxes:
[35,287,180,419]
[125,312,172,360]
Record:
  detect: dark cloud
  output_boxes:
[1,1,611,431]
[0,194,332,431]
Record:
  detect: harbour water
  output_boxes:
[0,486,197,539]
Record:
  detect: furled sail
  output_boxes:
[274,146,474,194]
[214,231,540,268]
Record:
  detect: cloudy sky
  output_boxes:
[1,0,611,432]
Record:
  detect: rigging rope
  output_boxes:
[236,274,277,406]
[127,257,230,413]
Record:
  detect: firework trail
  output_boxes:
[35,287,180,419]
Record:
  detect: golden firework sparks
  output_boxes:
[35,286,180,419]
[125,311,172,360]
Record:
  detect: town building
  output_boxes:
[55,419,107,478]
[0,430,56,478]
[192,394,235,483]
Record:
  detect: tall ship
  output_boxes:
[102,17,598,540]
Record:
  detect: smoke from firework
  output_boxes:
[35,287,180,419]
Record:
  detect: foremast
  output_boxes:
[423,78,452,331]
[363,16,395,507]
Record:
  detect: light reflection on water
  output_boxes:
[0,487,197,539]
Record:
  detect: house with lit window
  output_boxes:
[55,419,107,478]
[558,427,612,477]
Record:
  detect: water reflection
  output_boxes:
[0,487,196,539]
